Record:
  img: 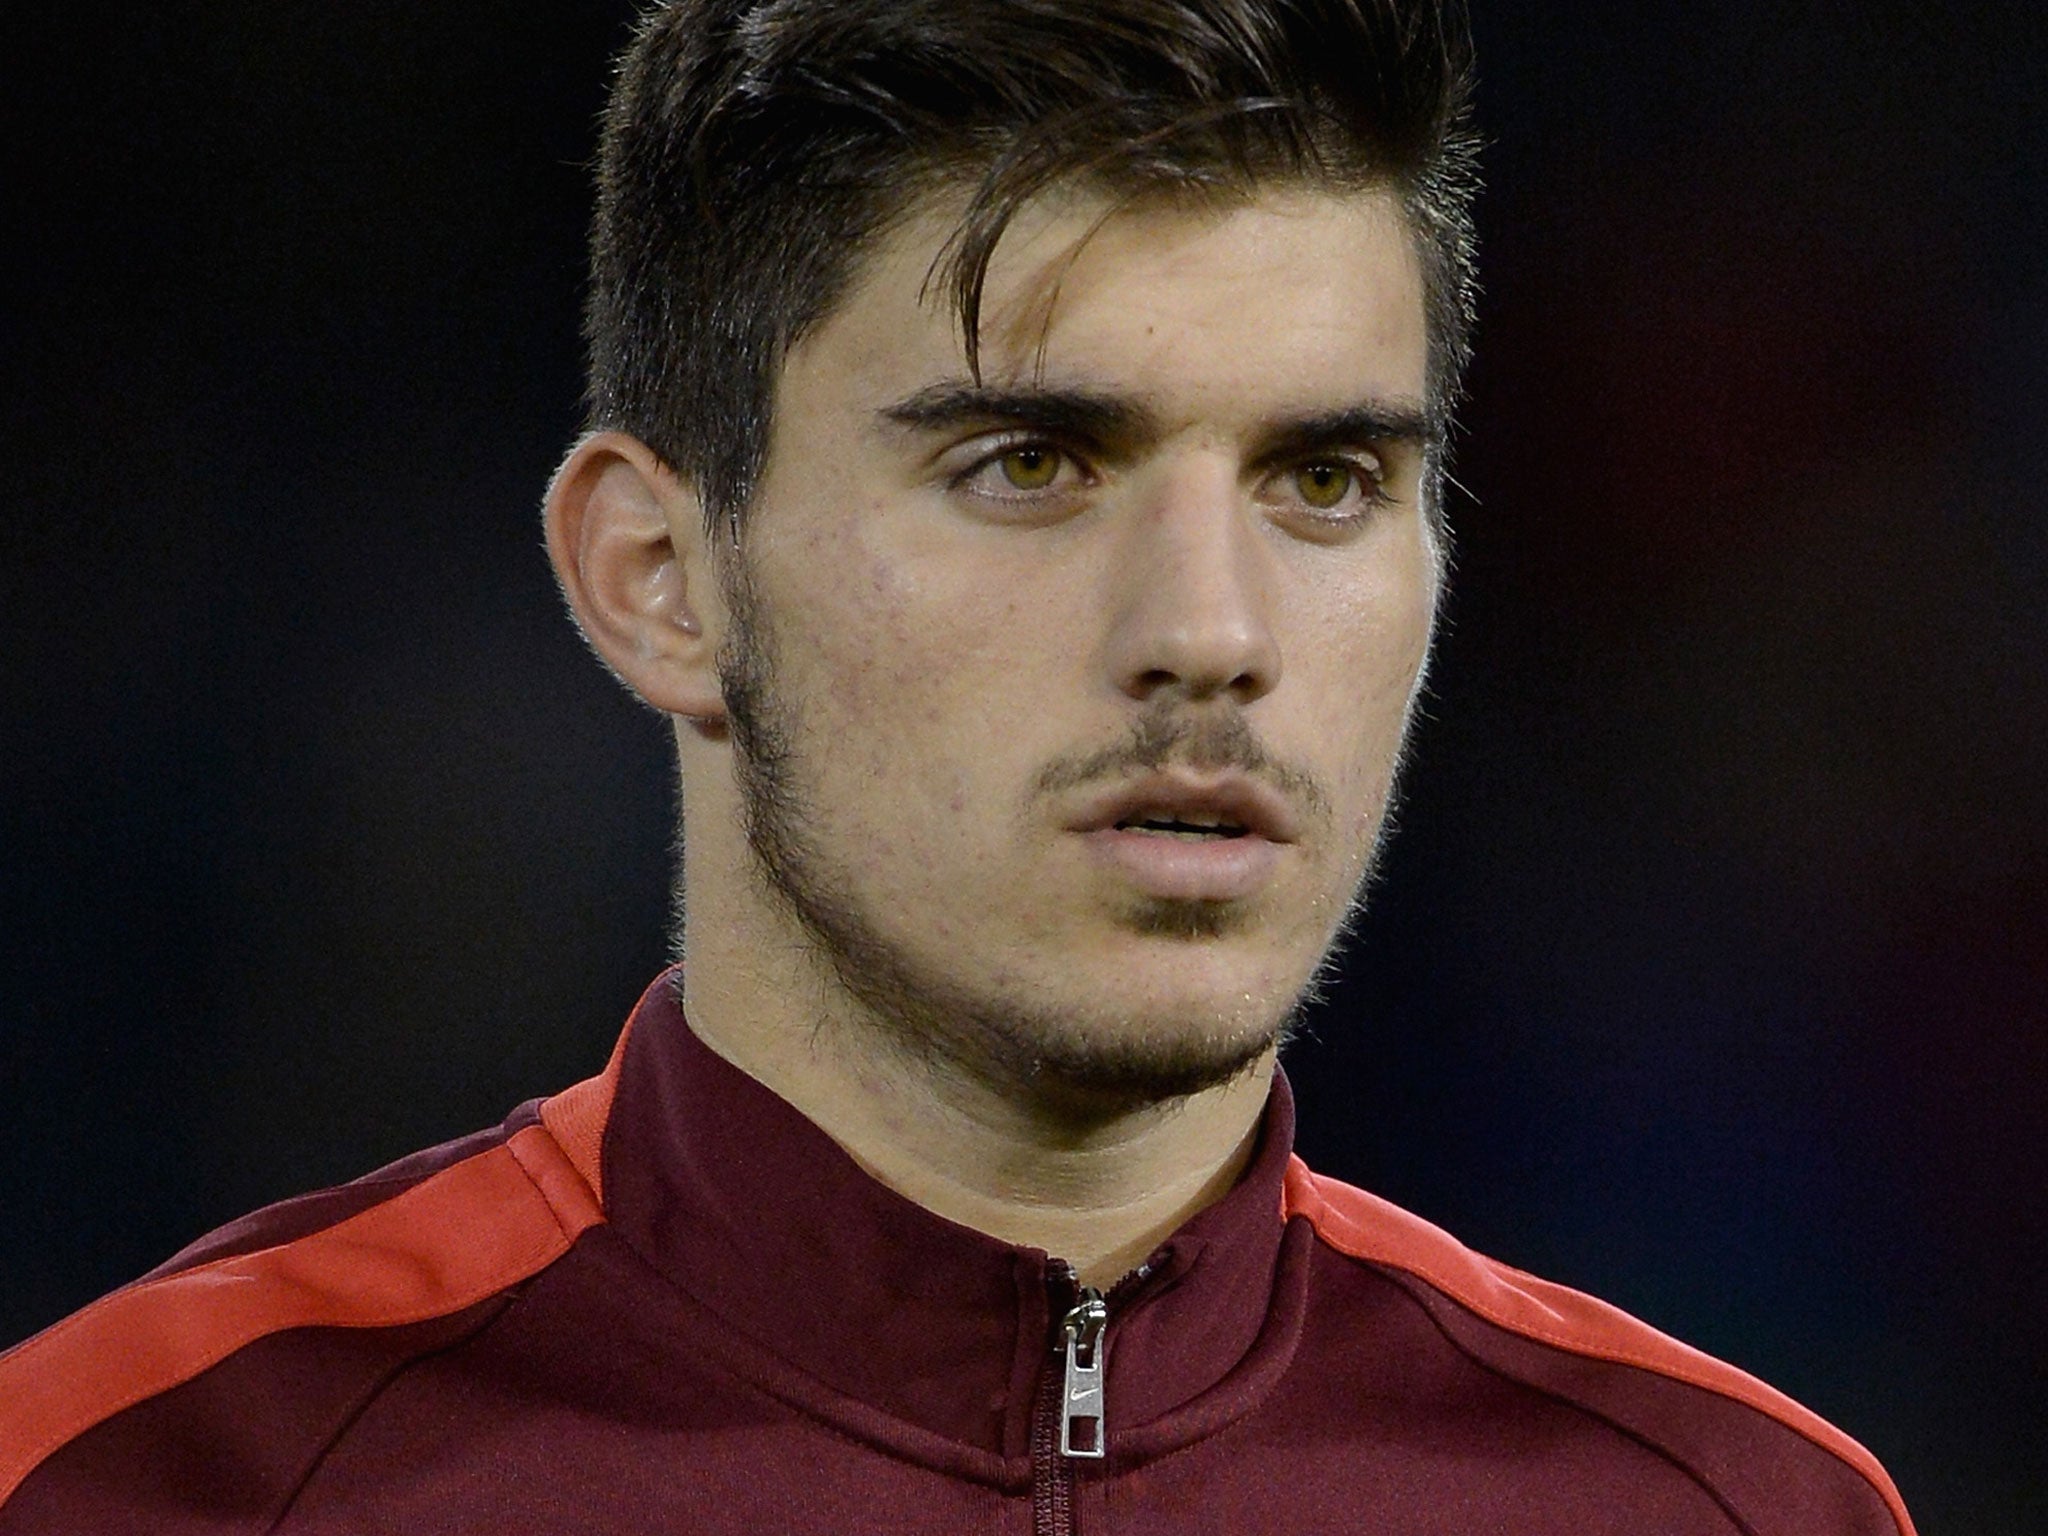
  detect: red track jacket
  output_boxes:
[0,973,1915,1533]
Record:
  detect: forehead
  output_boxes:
[779,184,1430,431]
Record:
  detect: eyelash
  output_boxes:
[946,437,1394,521]
[1281,457,1392,522]
[950,437,1090,501]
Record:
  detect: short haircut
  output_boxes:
[585,0,1481,532]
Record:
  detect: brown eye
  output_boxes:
[999,447,1061,491]
[1294,463,1353,509]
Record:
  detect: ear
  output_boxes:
[543,431,728,721]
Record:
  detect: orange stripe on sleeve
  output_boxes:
[538,1011,632,1206]
[0,1105,610,1505]
[1282,1158,1916,1536]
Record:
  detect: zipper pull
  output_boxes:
[1058,1287,1109,1459]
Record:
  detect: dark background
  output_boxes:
[5,2,2042,1528]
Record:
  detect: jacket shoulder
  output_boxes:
[0,1090,610,1526]
[1283,1157,1915,1536]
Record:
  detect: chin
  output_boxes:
[991,999,1290,1113]
[834,926,1304,1113]
[977,951,1315,1105]
[1115,894,1255,940]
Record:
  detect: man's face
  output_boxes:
[718,185,1437,1106]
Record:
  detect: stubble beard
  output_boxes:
[714,561,1391,1115]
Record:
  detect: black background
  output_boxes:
[5,3,2043,1528]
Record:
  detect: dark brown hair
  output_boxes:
[586,0,1480,530]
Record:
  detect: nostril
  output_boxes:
[1123,665,1270,704]
[1110,582,1283,703]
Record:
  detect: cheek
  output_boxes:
[1310,547,1438,805]
[782,516,935,704]
[784,540,1031,816]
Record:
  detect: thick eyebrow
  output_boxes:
[878,382,1154,446]
[877,380,1438,458]
[1252,402,1439,465]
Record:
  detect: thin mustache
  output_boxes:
[1032,710,1331,823]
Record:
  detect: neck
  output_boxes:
[679,905,1274,1291]
[671,720,1285,1286]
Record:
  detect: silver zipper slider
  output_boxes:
[1059,1287,1109,1459]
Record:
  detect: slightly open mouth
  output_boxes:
[1113,817,1250,841]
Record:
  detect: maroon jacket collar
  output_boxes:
[597,971,1304,1463]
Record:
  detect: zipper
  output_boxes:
[1033,1258,1150,1535]
[1058,1287,1109,1458]
[1030,1354,1073,1536]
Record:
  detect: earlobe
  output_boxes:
[543,432,728,721]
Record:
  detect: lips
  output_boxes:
[1068,774,1300,844]
[1067,773,1297,903]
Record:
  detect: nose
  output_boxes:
[1102,465,1281,707]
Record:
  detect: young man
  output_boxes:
[0,2,1915,1531]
